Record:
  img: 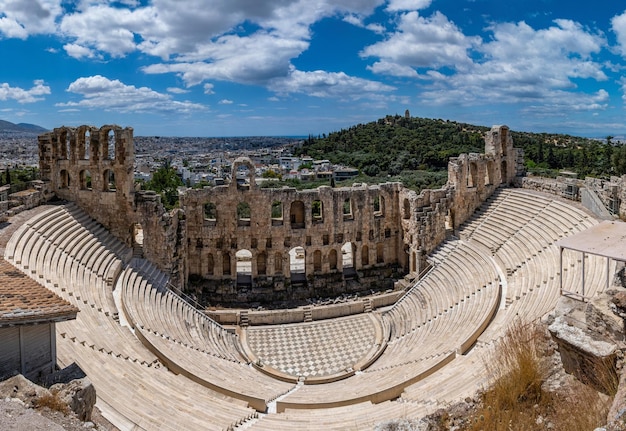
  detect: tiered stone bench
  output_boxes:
[3,189,612,429]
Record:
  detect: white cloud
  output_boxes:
[386,0,432,12]
[218,99,233,104]
[362,11,481,73]
[343,14,385,34]
[268,67,395,99]
[0,80,51,103]
[59,5,156,58]
[203,83,215,94]
[611,10,626,57]
[364,13,608,111]
[167,87,189,94]
[56,75,206,113]
[63,43,98,59]
[143,32,308,86]
[0,0,62,38]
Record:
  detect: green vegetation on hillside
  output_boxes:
[296,115,624,189]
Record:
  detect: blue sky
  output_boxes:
[1,0,626,137]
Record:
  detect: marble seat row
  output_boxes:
[118,259,243,362]
[56,335,256,431]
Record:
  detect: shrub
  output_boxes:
[34,390,70,415]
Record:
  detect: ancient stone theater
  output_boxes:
[1,123,621,429]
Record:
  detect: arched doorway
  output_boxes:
[236,249,252,286]
[289,247,306,283]
[342,242,356,278]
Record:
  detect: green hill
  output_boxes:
[296,115,623,183]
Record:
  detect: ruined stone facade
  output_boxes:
[38,124,521,305]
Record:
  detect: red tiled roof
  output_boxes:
[0,257,78,326]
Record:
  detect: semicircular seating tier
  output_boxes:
[3,188,615,430]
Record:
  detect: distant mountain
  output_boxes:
[0,120,48,134]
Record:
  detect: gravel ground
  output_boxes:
[0,398,119,431]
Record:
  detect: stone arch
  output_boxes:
[204,202,217,221]
[374,195,384,216]
[132,223,144,255]
[103,169,115,191]
[467,161,478,188]
[403,198,410,220]
[236,249,252,286]
[222,252,231,276]
[274,252,283,274]
[232,157,255,189]
[271,201,283,225]
[79,169,92,190]
[289,247,305,281]
[76,125,92,161]
[501,160,508,185]
[237,202,251,226]
[59,169,70,189]
[445,208,454,231]
[311,199,323,222]
[257,252,267,276]
[207,253,214,276]
[290,200,305,228]
[342,198,353,219]
[57,128,71,160]
[100,126,115,161]
[361,245,369,266]
[485,160,494,186]
[376,243,384,264]
[313,250,322,272]
[341,242,354,269]
[328,249,338,270]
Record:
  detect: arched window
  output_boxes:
[341,242,354,269]
[103,169,115,191]
[222,252,231,276]
[257,252,267,276]
[328,249,338,270]
[133,223,143,246]
[289,247,305,282]
[78,127,90,160]
[290,201,305,228]
[403,199,410,220]
[207,253,214,276]
[376,243,384,264]
[274,252,283,274]
[237,202,251,226]
[373,195,384,216]
[236,249,252,285]
[102,128,114,161]
[342,198,352,219]
[312,199,323,222]
[79,170,92,190]
[59,130,70,160]
[313,250,322,272]
[361,245,369,266]
[271,201,283,225]
[204,202,217,221]
[60,170,70,189]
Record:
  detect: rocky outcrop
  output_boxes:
[0,372,96,422]
[49,378,96,421]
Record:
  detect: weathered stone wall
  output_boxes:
[37,124,522,305]
[38,126,183,282]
